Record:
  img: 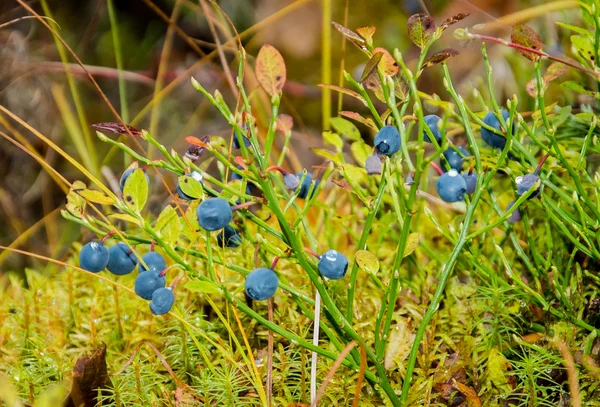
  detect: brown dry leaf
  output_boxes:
[255,44,286,96]
[332,179,353,192]
[356,26,376,43]
[423,48,460,68]
[407,13,436,49]
[65,344,111,407]
[384,318,415,371]
[373,47,399,76]
[511,24,543,61]
[317,84,367,106]
[440,13,470,31]
[339,111,378,130]
[360,52,384,82]
[452,380,482,407]
[276,114,294,133]
[331,21,366,49]
[438,380,482,407]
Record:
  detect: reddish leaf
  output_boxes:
[356,26,376,43]
[526,62,567,97]
[92,122,142,136]
[423,48,460,67]
[339,111,378,129]
[255,44,286,96]
[185,136,209,148]
[65,344,111,407]
[184,136,210,162]
[407,13,436,49]
[511,24,543,61]
[373,47,399,76]
[333,179,353,191]
[362,70,385,102]
[332,21,366,49]
[318,84,367,106]
[360,52,384,82]
[440,13,470,30]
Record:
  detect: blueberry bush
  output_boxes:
[2,1,600,406]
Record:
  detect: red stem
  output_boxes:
[534,153,550,176]
[468,166,474,176]
[430,162,443,176]
[101,231,118,244]
[232,201,256,211]
[170,274,184,290]
[303,247,321,259]
[151,240,155,252]
[270,256,280,270]
[265,165,289,175]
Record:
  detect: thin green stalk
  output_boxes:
[321,0,332,130]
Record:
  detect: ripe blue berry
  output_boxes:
[318,250,349,280]
[284,173,300,190]
[135,270,166,300]
[295,172,319,199]
[139,252,167,273]
[516,174,541,199]
[177,171,203,200]
[374,126,401,156]
[120,168,150,191]
[442,146,469,171]
[462,172,478,195]
[217,225,242,248]
[79,241,110,273]
[197,198,233,231]
[150,287,175,315]
[232,130,251,149]
[481,109,512,149]
[424,114,443,144]
[365,154,383,175]
[507,201,522,223]
[244,268,279,301]
[436,169,467,203]
[107,242,137,276]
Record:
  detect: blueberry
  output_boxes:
[217,225,242,248]
[177,171,203,200]
[284,173,300,190]
[516,174,541,199]
[481,109,513,149]
[423,115,443,144]
[295,172,319,199]
[462,172,478,195]
[150,287,175,315]
[79,241,110,273]
[507,200,522,223]
[244,268,279,301]
[120,168,149,192]
[318,250,349,280]
[374,126,401,156]
[365,154,383,175]
[107,242,137,276]
[436,169,467,203]
[197,198,233,231]
[139,252,167,273]
[231,166,244,181]
[135,270,166,300]
[442,146,469,172]
[232,129,251,149]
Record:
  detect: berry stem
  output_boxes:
[430,161,443,176]
[265,165,289,175]
[304,247,322,259]
[270,256,280,271]
[232,201,256,211]
[158,264,179,278]
[170,273,185,290]
[468,165,474,176]
[101,230,118,244]
[151,240,155,252]
[534,153,550,176]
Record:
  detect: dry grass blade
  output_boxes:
[553,337,582,407]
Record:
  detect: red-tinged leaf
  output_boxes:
[360,52,384,82]
[65,344,111,407]
[511,24,543,61]
[91,122,142,136]
[423,48,459,67]
[332,179,353,191]
[332,21,366,49]
[255,44,286,96]
[373,47,399,76]
[363,70,385,102]
[276,114,294,133]
[356,26,376,43]
[407,13,436,49]
[185,136,209,148]
[440,12,470,30]
[340,111,378,130]
[527,62,568,97]
[234,155,249,168]
[318,84,367,106]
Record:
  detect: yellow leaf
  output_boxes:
[403,233,420,257]
[255,44,286,96]
[77,189,116,205]
[355,250,379,274]
[384,318,415,371]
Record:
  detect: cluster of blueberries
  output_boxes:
[367,109,541,215]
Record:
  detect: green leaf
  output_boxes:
[185,280,221,294]
[255,44,286,96]
[407,13,436,49]
[355,250,380,274]
[123,169,148,212]
[360,52,384,82]
[561,80,596,96]
[571,35,596,63]
[330,117,361,141]
[312,148,341,164]
[341,163,367,183]
[180,201,201,240]
[323,131,343,151]
[108,213,140,225]
[403,233,419,257]
[351,141,371,166]
[66,180,87,218]
[77,189,116,205]
[178,175,204,199]
[556,22,592,38]
[156,205,180,247]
